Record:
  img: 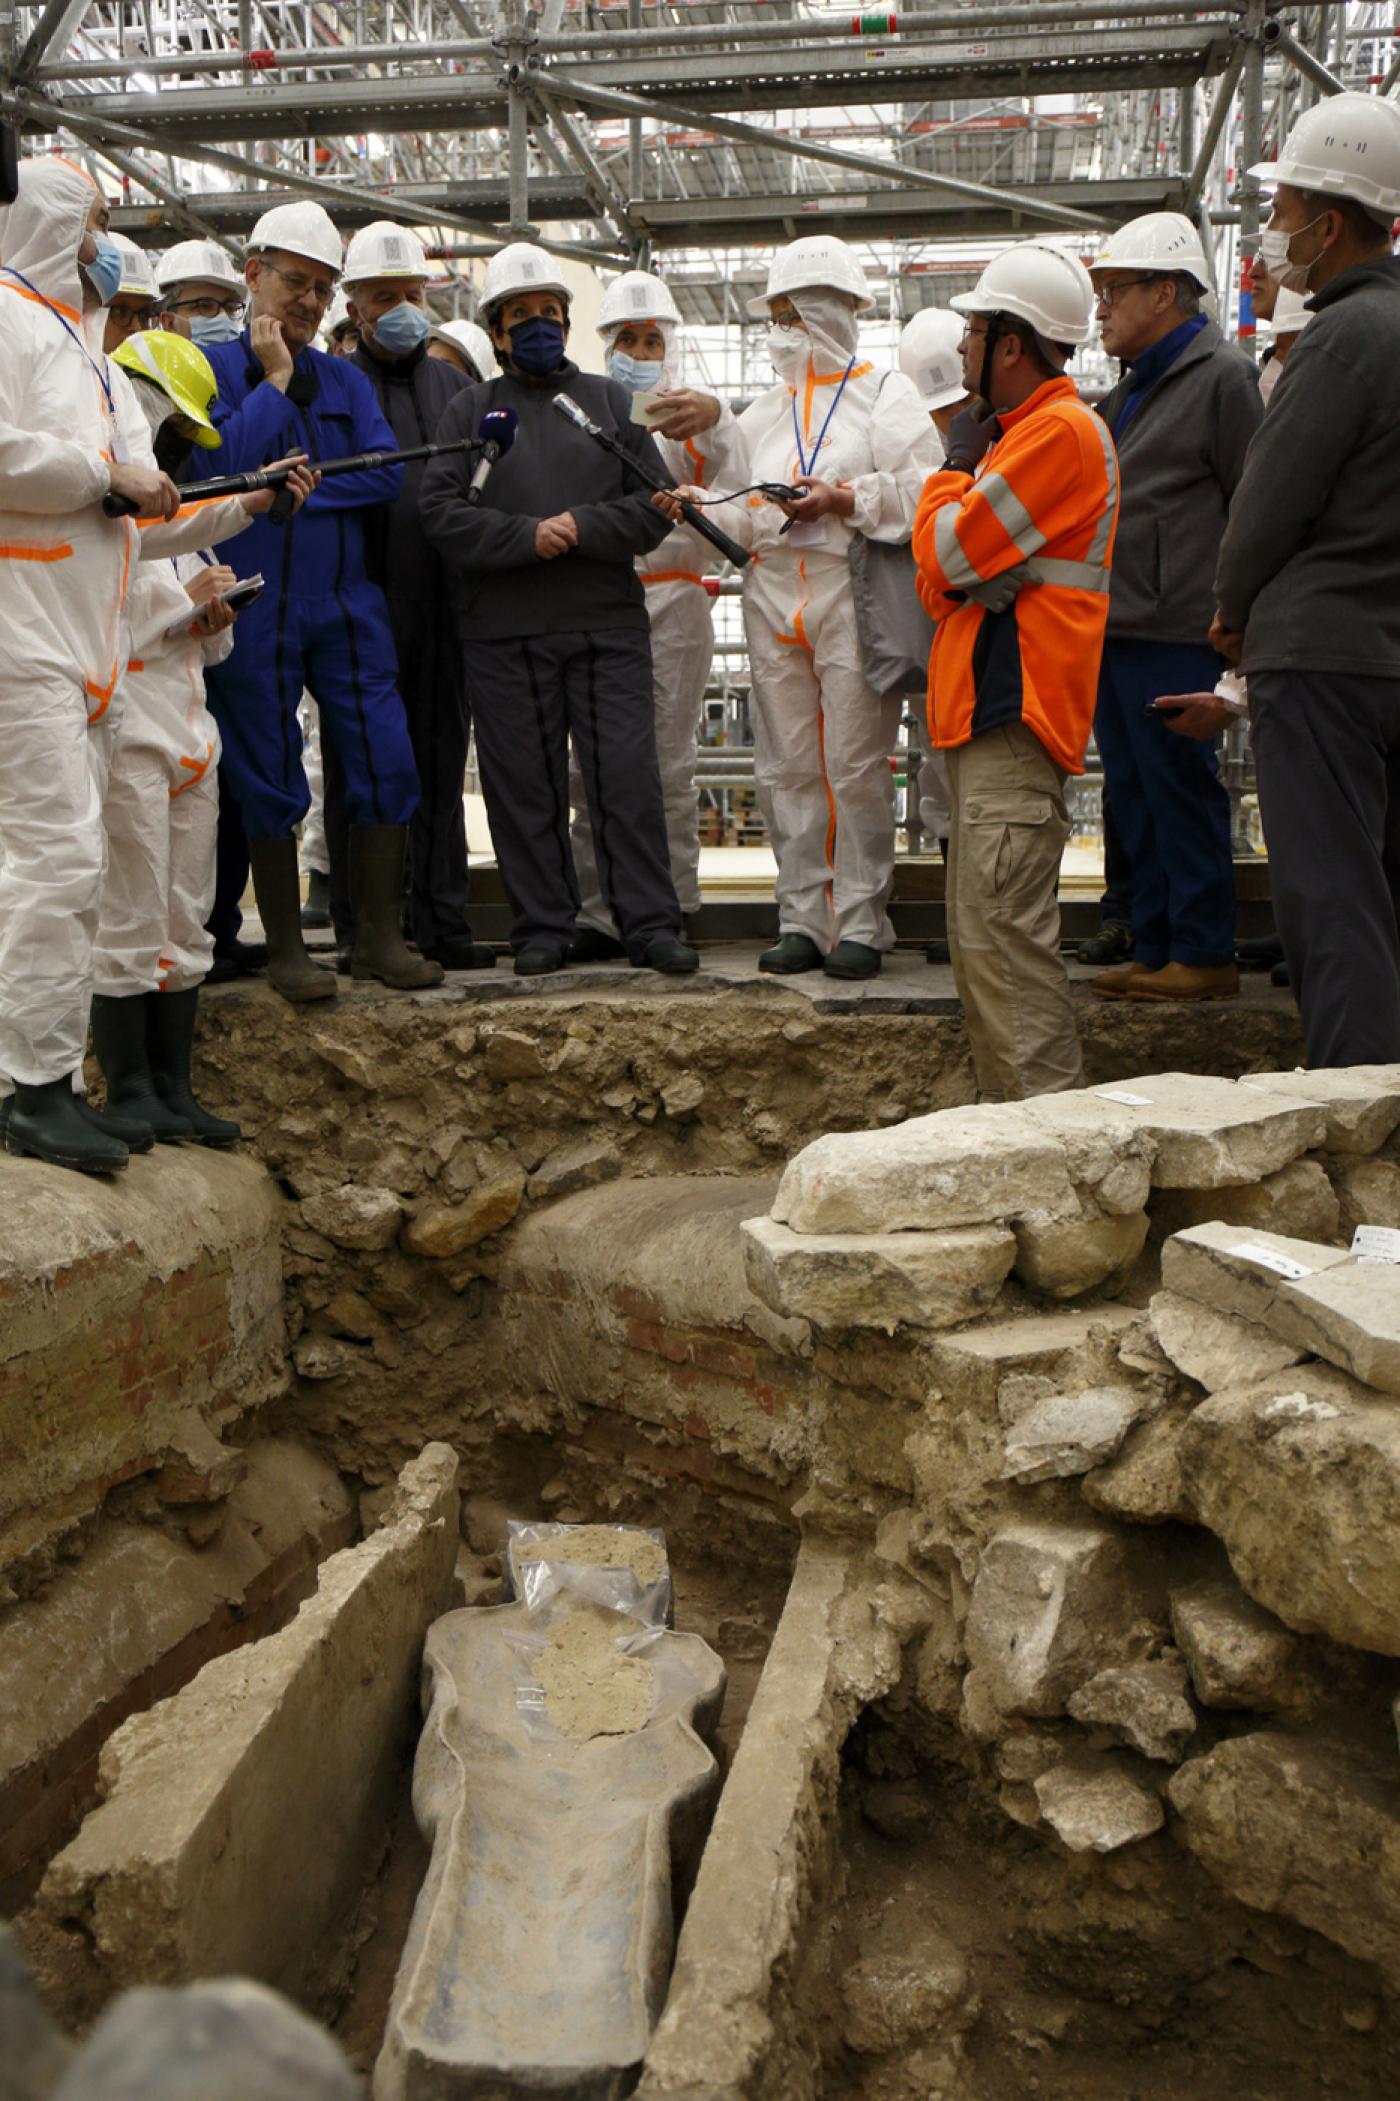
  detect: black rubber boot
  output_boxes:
[300,867,332,930]
[5,1077,128,1174]
[823,940,882,980]
[635,936,700,976]
[90,993,192,1143]
[567,928,628,964]
[76,1096,155,1152]
[146,989,242,1148]
[349,827,444,991]
[758,933,824,975]
[423,935,498,971]
[515,944,568,977]
[247,836,337,1003]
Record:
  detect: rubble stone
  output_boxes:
[1034,1753,1165,1852]
[1101,1072,1327,1189]
[1148,1289,1304,1391]
[50,1979,359,2101]
[403,1171,526,1257]
[961,1520,1157,1721]
[1160,1221,1352,1329]
[1271,1260,1400,1396]
[927,1304,1139,1410]
[1169,1573,1309,1713]
[1150,1159,1342,1248]
[1238,1066,1400,1156]
[1020,1090,1154,1213]
[840,1942,970,2056]
[1011,1208,1149,1300]
[1067,1659,1197,1762]
[771,1104,1076,1235]
[299,1181,403,1252]
[1082,1407,1197,1525]
[1001,1385,1151,1484]
[528,1136,622,1204]
[1168,1731,1400,1988]
[1326,1155,1400,1244]
[1178,1364,1400,1655]
[741,1213,1015,1333]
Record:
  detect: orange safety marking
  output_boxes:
[644,569,705,586]
[170,744,214,799]
[683,436,710,490]
[136,496,228,528]
[127,659,145,673]
[0,542,74,562]
[84,522,133,722]
[0,279,81,323]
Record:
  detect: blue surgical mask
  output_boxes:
[609,349,664,394]
[507,315,566,376]
[83,235,124,308]
[190,313,242,348]
[371,300,431,356]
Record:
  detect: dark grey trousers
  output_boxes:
[462,626,680,958]
[1250,667,1400,1068]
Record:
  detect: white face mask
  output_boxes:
[767,325,809,382]
[1256,216,1325,294]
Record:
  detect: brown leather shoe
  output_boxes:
[1091,962,1155,1000]
[1124,961,1239,1003]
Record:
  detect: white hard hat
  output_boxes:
[343,220,429,286]
[248,200,343,277]
[1270,286,1313,339]
[951,240,1096,347]
[898,307,967,410]
[439,317,495,375]
[155,238,244,294]
[480,241,572,316]
[110,233,159,301]
[1091,211,1213,292]
[745,234,874,318]
[1252,91,1400,218]
[598,269,682,334]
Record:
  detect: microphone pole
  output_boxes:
[551,393,751,570]
[101,433,485,520]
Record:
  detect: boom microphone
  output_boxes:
[550,392,751,569]
[466,406,518,505]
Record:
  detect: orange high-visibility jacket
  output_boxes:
[912,375,1120,775]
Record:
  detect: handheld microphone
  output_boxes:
[466,406,518,505]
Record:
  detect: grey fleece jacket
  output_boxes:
[1215,254,1400,677]
[1096,319,1263,645]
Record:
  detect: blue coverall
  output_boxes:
[201,333,420,842]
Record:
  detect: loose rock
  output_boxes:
[299,1181,403,1252]
[961,1520,1158,1722]
[741,1213,1015,1333]
[1002,1385,1151,1483]
[1067,1659,1197,1762]
[1151,1159,1342,1247]
[1033,1753,1165,1852]
[840,1942,970,2056]
[404,1170,526,1257]
[1081,1406,1196,1525]
[1170,1572,1309,1713]
[1148,1289,1304,1391]
[771,1103,1076,1235]
[1012,1208,1149,1300]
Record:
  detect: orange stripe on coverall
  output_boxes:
[85,525,134,723]
[170,744,215,799]
[0,542,74,561]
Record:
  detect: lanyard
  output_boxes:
[789,356,855,479]
[0,264,117,427]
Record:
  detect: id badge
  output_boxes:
[785,517,827,549]
[111,425,130,467]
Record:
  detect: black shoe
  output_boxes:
[210,938,268,976]
[5,1077,128,1174]
[422,936,498,971]
[567,928,628,964]
[204,955,239,987]
[1271,958,1291,988]
[90,993,193,1143]
[300,868,331,930]
[924,939,951,966]
[635,936,700,976]
[823,940,882,980]
[514,944,568,977]
[147,989,242,1147]
[758,934,824,975]
[1237,934,1285,973]
[1076,923,1134,967]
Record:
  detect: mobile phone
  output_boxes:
[222,573,265,612]
[1149,699,1185,718]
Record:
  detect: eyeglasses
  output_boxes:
[769,314,805,331]
[1094,276,1164,310]
[166,294,246,320]
[263,261,336,306]
[106,304,157,331]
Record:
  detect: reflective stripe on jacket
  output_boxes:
[912,375,1120,775]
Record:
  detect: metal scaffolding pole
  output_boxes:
[15,0,93,78]
[1273,26,1348,95]
[1184,37,1245,208]
[497,0,536,237]
[1237,0,1266,357]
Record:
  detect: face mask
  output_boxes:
[609,349,664,394]
[767,326,809,383]
[155,422,193,479]
[507,316,566,376]
[372,300,431,356]
[1256,217,1324,294]
[190,313,242,348]
[82,235,124,308]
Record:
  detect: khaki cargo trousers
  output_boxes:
[945,721,1083,1101]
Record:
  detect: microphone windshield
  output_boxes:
[479,406,518,455]
[551,392,590,429]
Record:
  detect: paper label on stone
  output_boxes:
[1097,1090,1152,1107]
[1351,1225,1400,1266]
[1230,1241,1313,1280]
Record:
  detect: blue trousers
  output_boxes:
[1094,637,1235,970]
[206,581,419,842]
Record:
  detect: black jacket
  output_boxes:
[418,361,673,639]
[351,340,468,610]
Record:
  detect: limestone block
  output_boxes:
[1169,1574,1309,1713]
[1081,1407,1196,1526]
[1,1921,73,2100]
[741,1213,1014,1334]
[1326,1154,1400,1243]
[480,1028,545,1082]
[1067,1660,1196,1762]
[1178,1365,1400,1655]
[961,1521,1157,1721]
[39,1447,460,2004]
[1168,1732,1400,1988]
[1012,1208,1149,1299]
[403,1170,526,1257]
[1078,1072,1327,1190]
[300,1181,404,1251]
[1148,1290,1304,1392]
[1238,1066,1400,1156]
[375,1599,725,2101]
[771,1104,1077,1235]
[1151,1158,1343,1251]
[1033,1754,1164,1853]
[1270,1261,1400,1396]
[1019,1091,1152,1203]
[928,1303,1140,1411]
[840,1942,970,2056]
[529,1136,623,1204]
[1001,1386,1151,1484]
[50,1981,359,2101]
[1160,1221,1352,1329]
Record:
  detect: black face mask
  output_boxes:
[154,424,193,480]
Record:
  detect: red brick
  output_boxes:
[613,1284,664,1324]
[687,1334,756,1381]
[626,1319,689,1364]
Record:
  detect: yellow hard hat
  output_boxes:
[113,328,223,450]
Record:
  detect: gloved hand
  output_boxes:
[960,571,1022,615]
[942,406,996,475]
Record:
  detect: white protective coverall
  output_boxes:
[0,159,248,1094]
[724,293,940,952]
[569,332,743,931]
